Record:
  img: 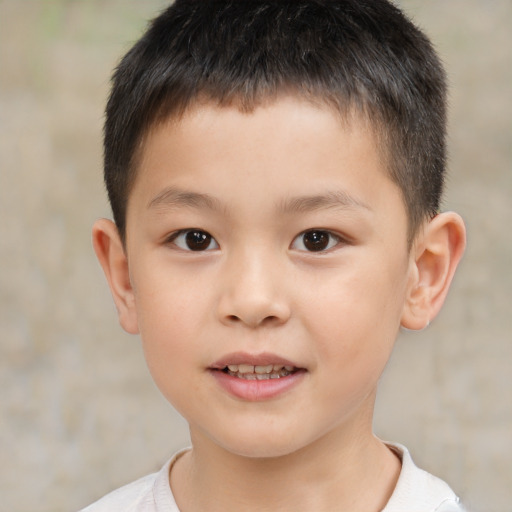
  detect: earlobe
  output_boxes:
[401,212,466,330]
[92,219,139,334]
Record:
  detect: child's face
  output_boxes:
[122,97,415,457]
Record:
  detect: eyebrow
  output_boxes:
[148,187,371,215]
[278,190,371,214]
[148,187,223,212]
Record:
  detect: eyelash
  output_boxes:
[166,229,346,253]
[166,229,219,252]
[290,229,344,253]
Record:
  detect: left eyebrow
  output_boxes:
[277,190,372,214]
[147,186,223,212]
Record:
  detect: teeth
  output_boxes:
[223,364,297,380]
[255,364,274,374]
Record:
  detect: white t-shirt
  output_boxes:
[79,444,464,512]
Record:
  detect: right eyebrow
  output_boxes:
[147,186,223,212]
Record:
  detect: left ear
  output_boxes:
[401,212,466,330]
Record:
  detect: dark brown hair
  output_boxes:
[104,0,447,243]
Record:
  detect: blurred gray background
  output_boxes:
[0,1,510,511]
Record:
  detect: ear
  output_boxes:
[401,212,466,330]
[92,219,139,334]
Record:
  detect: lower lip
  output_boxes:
[211,370,306,401]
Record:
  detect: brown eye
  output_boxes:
[303,230,330,251]
[171,230,219,251]
[291,229,340,252]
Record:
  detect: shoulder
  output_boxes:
[79,453,182,512]
[78,472,158,512]
[382,443,465,512]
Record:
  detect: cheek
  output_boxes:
[137,290,204,412]
[299,259,407,360]
[134,259,209,331]
[133,271,210,379]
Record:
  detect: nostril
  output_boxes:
[225,313,280,327]
[218,293,291,328]
[260,315,279,326]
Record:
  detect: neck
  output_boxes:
[171,424,401,512]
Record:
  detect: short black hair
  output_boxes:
[104,0,447,244]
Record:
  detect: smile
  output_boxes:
[222,364,297,380]
[210,353,306,400]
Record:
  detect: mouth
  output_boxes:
[221,364,298,380]
[210,354,306,400]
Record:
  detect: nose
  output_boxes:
[216,249,291,328]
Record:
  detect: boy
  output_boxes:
[85,0,466,510]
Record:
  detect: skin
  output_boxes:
[93,97,466,511]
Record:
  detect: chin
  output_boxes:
[225,443,299,460]
[211,428,314,460]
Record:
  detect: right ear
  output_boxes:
[92,219,139,334]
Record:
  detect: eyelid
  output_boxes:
[290,229,347,253]
[166,229,219,251]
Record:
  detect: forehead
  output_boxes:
[138,95,383,180]
[140,93,387,166]
[129,96,406,233]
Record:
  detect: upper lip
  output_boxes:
[210,351,303,370]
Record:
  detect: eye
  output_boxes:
[291,229,341,252]
[168,229,219,251]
